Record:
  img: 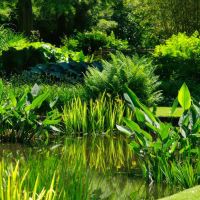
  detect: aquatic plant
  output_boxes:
[117,83,200,186]
[63,94,133,135]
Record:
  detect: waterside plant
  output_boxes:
[117,83,200,187]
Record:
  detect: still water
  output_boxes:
[0,139,182,200]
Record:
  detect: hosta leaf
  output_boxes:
[178,83,191,110]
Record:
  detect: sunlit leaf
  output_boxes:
[178,83,191,110]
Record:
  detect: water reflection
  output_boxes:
[0,141,182,200]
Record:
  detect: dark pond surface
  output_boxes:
[0,141,182,200]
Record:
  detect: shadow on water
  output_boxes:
[0,137,182,200]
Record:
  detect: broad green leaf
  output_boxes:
[9,91,17,107]
[141,129,153,142]
[178,83,191,110]
[135,107,145,122]
[25,92,49,112]
[129,141,140,151]
[159,123,170,141]
[145,122,159,133]
[154,140,162,153]
[124,86,160,125]
[136,132,146,147]
[124,86,140,108]
[16,88,29,110]
[43,118,61,125]
[124,118,141,133]
[171,97,179,115]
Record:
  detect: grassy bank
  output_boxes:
[159,185,200,200]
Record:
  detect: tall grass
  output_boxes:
[0,160,57,200]
[63,94,133,135]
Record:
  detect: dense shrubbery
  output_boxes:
[0,42,69,73]
[154,32,200,103]
[154,32,200,80]
[6,52,161,106]
[62,31,129,56]
[85,52,162,105]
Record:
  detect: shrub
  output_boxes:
[62,30,128,55]
[0,27,28,54]
[154,32,200,103]
[154,32,200,80]
[0,42,69,73]
[84,52,162,105]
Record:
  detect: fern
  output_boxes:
[85,52,162,105]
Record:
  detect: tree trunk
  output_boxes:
[17,0,33,35]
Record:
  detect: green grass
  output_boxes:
[159,185,200,200]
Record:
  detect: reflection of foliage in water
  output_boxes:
[1,137,182,200]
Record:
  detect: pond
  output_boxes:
[0,137,183,200]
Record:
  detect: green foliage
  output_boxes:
[154,32,200,80]
[63,94,133,135]
[0,82,61,143]
[117,83,200,185]
[154,32,200,103]
[0,80,134,142]
[94,19,118,33]
[177,83,191,111]
[85,52,162,105]
[1,42,69,73]
[28,61,102,84]
[0,27,27,54]
[0,150,91,200]
[62,30,128,55]
[151,0,200,36]
[0,1,16,23]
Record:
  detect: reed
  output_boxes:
[63,94,133,135]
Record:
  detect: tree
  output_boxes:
[17,0,33,35]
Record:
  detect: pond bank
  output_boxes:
[159,185,200,200]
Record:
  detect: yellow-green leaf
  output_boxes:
[178,83,191,110]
